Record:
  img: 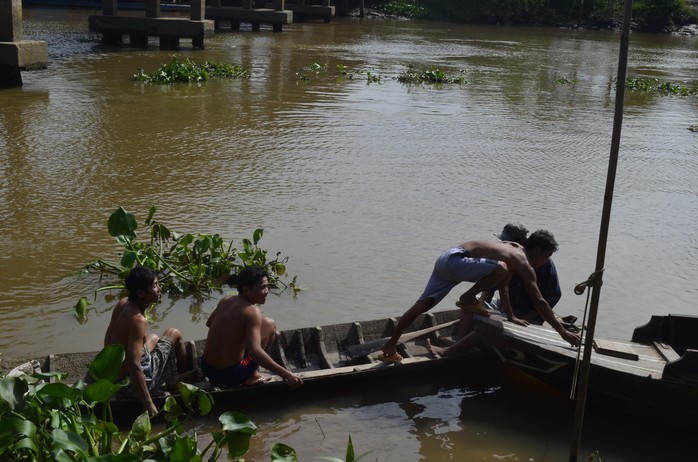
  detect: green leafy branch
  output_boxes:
[74,206,300,323]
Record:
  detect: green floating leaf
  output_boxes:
[120,250,138,269]
[88,344,125,383]
[108,207,138,240]
[83,379,123,404]
[73,297,89,324]
[129,411,151,442]
[218,411,257,458]
[169,435,198,462]
[35,383,82,402]
[271,442,298,461]
[0,376,28,411]
[51,429,88,459]
[0,417,37,454]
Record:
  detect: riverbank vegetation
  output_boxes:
[369,0,698,33]
[0,345,364,461]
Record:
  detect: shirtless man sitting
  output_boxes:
[200,266,303,389]
[381,230,580,361]
[104,265,198,416]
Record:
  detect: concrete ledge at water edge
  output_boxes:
[0,41,48,70]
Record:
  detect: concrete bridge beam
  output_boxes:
[0,0,48,88]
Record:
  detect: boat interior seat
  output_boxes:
[663,349,698,383]
[631,314,698,353]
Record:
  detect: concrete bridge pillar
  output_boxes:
[0,0,48,88]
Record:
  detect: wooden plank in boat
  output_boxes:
[653,341,681,363]
[593,339,639,361]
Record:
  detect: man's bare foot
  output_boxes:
[456,300,491,316]
[243,372,272,386]
[380,342,397,358]
[426,339,448,358]
[433,337,456,347]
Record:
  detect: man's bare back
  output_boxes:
[461,240,534,277]
[203,295,255,369]
[104,299,149,377]
[201,268,303,389]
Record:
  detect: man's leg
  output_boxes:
[427,331,481,358]
[161,327,191,374]
[381,297,436,357]
[158,328,202,389]
[260,317,277,350]
[457,262,507,309]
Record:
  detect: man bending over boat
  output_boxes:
[104,265,199,416]
[201,266,303,390]
[380,230,580,361]
[483,223,562,325]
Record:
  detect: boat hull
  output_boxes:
[2,309,493,420]
[473,314,698,430]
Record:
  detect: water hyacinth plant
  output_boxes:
[0,345,371,461]
[397,64,467,84]
[74,206,299,322]
[625,76,697,96]
[134,56,250,84]
[0,344,256,461]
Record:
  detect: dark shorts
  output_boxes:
[200,354,257,387]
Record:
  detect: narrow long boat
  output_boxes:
[473,312,698,430]
[2,309,491,418]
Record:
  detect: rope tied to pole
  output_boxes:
[570,268,605,399]
[573,268,605,295]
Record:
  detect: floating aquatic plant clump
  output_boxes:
[625,77,697,96]
[74,206,300,324]
[378,0,428,18]
[398,65,467,84]
[554,75,577,85]
[134,56,250,84]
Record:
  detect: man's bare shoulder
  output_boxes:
[105,298,147,345]
[463,239,526,262]
[213,295,258,318]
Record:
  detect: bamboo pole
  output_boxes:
[568,1,634,461]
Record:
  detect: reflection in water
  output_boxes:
[194,363,695,461]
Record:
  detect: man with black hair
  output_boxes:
[201,266,303,389]
[485,224,562,325]
[381,230,580,361]
[104,265,198,416]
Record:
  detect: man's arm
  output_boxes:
[127,317,157,416]
[521,269,580,347]
[244,308,302,387]
[496,275,528,327]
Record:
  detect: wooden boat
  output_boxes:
[2,309,492,419]
[473,312,698,430]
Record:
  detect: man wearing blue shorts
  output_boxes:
[380,231,580,361]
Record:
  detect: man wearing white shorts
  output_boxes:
[380,232,580,361]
